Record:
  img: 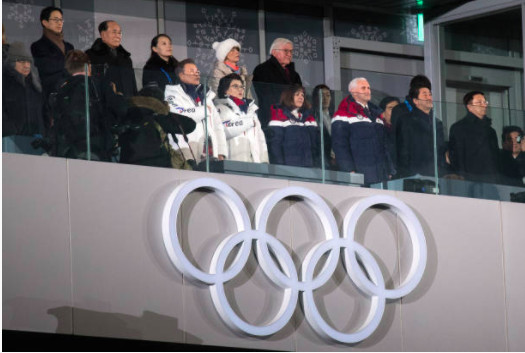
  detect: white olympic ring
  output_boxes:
[161,178,427,343]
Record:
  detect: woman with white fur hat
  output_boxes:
[209,38,252,99]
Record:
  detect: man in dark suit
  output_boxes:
[31,6,74,99]
[86,20,137,98]
[252,38,302,128]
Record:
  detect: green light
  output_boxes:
[417,0,424,5]
[418,13,424,41]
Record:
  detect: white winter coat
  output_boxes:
[214,97,268,163]
[164,84,227,162]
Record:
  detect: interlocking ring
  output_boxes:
[161,178,427,343]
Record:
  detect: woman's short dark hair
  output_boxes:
[280,84,310,110]
[40,6,63,24]
[65,50,90,75]
[217,73,243,98]
[379,96,400,111]
[312,84,330,110]
[150,34,171,58]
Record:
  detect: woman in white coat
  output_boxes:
[214,73,268,163]
[209,38,252,99]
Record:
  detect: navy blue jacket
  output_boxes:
[397,106,446,178]
[331,95,394,184]
[268,105,319,167]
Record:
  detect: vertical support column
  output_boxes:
[157,0,165,35]
[54,0,60,7]
[324,37,341,91]
[322,4,334,87]
[424,21,445,104]
[258,0,266,64]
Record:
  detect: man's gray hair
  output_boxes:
[269,38,293,54]
[348,77,368,92]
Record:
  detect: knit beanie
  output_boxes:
[7,41,32,63]
[212,38,241,62]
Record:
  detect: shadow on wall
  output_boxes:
[47,306,203,344]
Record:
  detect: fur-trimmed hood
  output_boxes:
[129,96,169,115]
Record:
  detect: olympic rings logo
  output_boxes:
[161,178,427,343]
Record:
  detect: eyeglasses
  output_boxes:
[470,100,489,106]
[49,18,64,23]
[275,49,293,55]
[230,84,245,90]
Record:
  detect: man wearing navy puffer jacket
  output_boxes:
[331,77,395,185]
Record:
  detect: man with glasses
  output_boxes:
[31,6,74,100]
[164,59,227,166]
[86,20,137,98]
[448,91,500,183]
[252,38,303,129]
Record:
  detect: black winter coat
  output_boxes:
[448,112,500,183]
[142,53,178,92]
[30,35,74,97]
[86,38,137,98]
[2,66,45,137]
[252,55,302,128]
[51,75,127,160]
[397,106,446,178]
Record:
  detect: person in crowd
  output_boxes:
[164,58,228,165]
[214,73,268,163]
[267,84,319,167]
[312,84,336,168]
[253,38,302,128]
[448,91,500,183]
[379,96,400,167]
[119,85,195,169]
[397,84,446,178]
[209,38,252,99]
[331,78,394,185]
[500,126,525,185]
[31,6,74,100]
[51,50,127,160]
[142,34,178,92]
[3,42,45,138]
[86,20,137,97]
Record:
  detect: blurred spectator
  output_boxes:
[119,85,195,169]
[448,91,500,183]
[500,126,525,186]
[397,85,446,177]
[164,59,228,164]
[86,20,137,97]
[331,78,394,184]
[253,38,302,128]
[379,96,400,167]
[31,6,74,100]
[209,39,252,99]
[312,84,336,168]
[3,42,45,138]
[51,50,127,160]
[215,73,268,163]
[142,34,178,92]
[268,84,319,167]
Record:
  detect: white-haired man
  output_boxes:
[252,37,302,128]
[332,77,395,185]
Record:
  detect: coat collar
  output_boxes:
[268,55,296,73]
[89,38,130,57]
